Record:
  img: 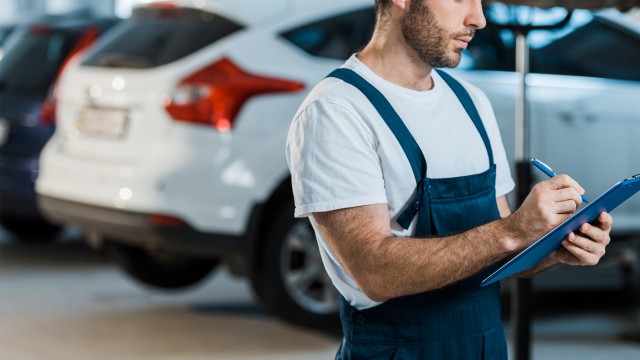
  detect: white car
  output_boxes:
[36,0,640,328]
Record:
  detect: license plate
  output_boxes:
[77,108,128,139]
[0,118,9,145]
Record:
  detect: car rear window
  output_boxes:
[532,18,640,82]
[0,27,78,95]
[281,8,375,60]
[82,6,243,69]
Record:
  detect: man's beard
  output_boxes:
[401,0,474,68]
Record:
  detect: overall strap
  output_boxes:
[327,68,426,184]
[327,68,432,235]
[435,69,494,166]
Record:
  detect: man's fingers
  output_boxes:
[551,187,582,203]
[569,232,606,254]
[562,235,603,266]
[555,212,612,267]
[578,222,611,245]
[555,199,578,215]
[561,240,600,265]
[544,174,585,194]
[596,212,613,232]
[552,247,580,266]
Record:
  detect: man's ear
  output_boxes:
[391,0,408,11]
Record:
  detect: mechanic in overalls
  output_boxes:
[286,0,613,358]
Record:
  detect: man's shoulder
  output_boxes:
[294,75,369,120]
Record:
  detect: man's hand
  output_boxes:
[506,174,585,249]
[510,212,613,278]
[552,212,613,266]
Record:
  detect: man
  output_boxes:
[286,0,613,358]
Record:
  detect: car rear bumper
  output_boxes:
[38,195,261,263]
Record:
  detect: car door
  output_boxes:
[527,14,640,233]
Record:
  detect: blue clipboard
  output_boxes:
[481,173,640,287]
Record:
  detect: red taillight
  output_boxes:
[29,24,52,35]
[148,3,182,20]
[39,87,56,127]
[149,214,188,228]
[149,2,177,8]
[40,27,100,127]
[58,26,100,81]
[164,58,305,132]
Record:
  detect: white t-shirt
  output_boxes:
[286,55,515,310]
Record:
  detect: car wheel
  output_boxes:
[0,215,62,241]
[251,203,340,330]
[104,240,218,289]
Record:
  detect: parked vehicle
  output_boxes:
[0,16,118,239]
[36,0,640,328]
[0,24,16,60]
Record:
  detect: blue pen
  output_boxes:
[530,159,589,203]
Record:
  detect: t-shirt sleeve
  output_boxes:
[286,99,388,218]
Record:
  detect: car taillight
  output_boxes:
[39,86,56,127]
[29,24,52,35]
[164,58,305,132]
[149,214,188,228]
[149,1,177,8]
[58,26,100,80]
[39,27,100,127]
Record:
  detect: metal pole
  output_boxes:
[514,33,529,163]
[512,31,533,360]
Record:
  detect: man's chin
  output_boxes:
[438,53,462,68]
[419,50,462,69]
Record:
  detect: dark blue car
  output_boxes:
[0,16,118,239]
[0,24,16,55]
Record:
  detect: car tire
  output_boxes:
[104,240,218,289]
[0,215,61,241]
[250,202,340,330]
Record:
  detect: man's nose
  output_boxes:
[466,0,487,30]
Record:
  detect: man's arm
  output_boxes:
[313,202,516,302]
[313,175,610,302]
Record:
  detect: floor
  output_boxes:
[0,228,638,360]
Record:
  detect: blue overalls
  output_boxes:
[328,68,507,360]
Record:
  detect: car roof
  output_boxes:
[14,10,119,35]
[28,8,118,27]
[143,0,373,26]
[143,0,290,25]
[596,8,640,36]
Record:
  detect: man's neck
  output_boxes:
[357,26,435,91]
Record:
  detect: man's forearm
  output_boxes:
[352,218,520,301]
[315,177,599,302]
